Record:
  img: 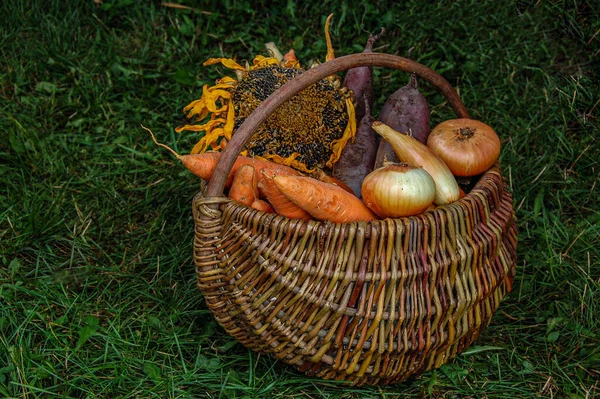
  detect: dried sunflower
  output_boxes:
[175,15,356,173]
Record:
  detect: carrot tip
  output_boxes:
[141,125,182,159]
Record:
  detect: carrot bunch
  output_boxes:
[145,126,376,223]
[183,151,375,223]
[230,164,375,222]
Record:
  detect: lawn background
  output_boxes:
[1,0,599,398]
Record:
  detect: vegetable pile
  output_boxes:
[154,28,502,223]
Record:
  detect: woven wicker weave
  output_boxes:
[192,53,518,385]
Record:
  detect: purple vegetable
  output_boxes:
[342,28,385,122]
[333,96,378,198]
[374,73,431,168]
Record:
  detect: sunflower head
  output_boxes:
[176,16,355,173]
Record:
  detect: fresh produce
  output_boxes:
[361,163,436,218]
[145,126,302,187]
[375,73,431,168]
[258,170,312,221]
[427,118,501,177]
[312,168,355,194]
[181,152,301,188]
[333,97,379,198]
[251,199,275,213]
[342,28,385,122]
[273,175,377,223]
[148,44,488,222]
[228,164,258,206]
[372,121,460,205]
[175,16,357,173]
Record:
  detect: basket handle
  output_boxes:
[206,52,469,199]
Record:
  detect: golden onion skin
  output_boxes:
[427,118,501,177]
[361,163,436,218]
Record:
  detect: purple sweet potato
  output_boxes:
[374,73,431,168]
[342,28,385,122]
[333,96,378,198]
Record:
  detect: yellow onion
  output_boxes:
[361,163,436,218]
[427,118,501,177]
[372,121,461,205]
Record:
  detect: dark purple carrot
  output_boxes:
[342,28,385,123]
[374,73,431,168]
[333,95,378,198]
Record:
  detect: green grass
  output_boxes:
[1,0,599,397]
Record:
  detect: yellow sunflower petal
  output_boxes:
[203,58,246,71]
[190,139,208,155]
[175,117,227,133]
[204,98,228,114]
[223,102,236,140]
[208,138,221,151]
[252,55,281,68]
[206,88,232,99]
[326,97,356,169]
[201,87,232,114]
[217,76,238,85]
[210,81,237,90]
[175,124,208,133]
[192,107,210,122]
[198,118,228,131]
[325,13,335,62]
[190,127,226,154]
[182,82,232,120]
[182,98,210,121]
[209,103,229,115]
[182,98,205,113]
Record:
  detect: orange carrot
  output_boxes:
[273,175,377,223]
[186,153,301,187]
[258,170,312,221]
[228,164,258,206]
[312,169,355,194]
[144,126,301,187]
[250,199,274,213]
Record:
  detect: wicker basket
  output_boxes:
[192,53,518,386]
